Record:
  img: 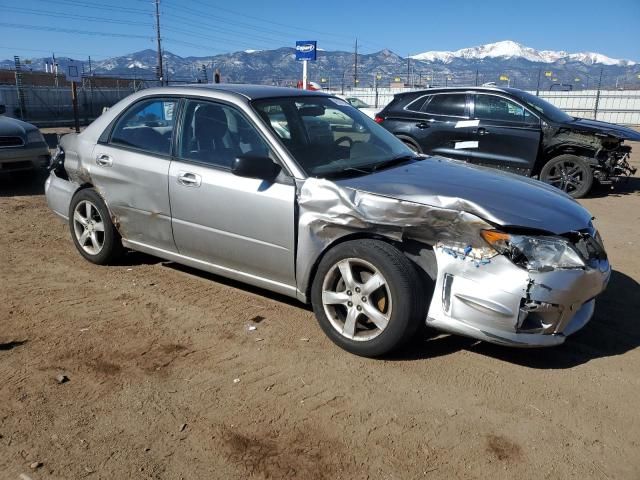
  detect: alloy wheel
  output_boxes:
[543,159,589,194]
[321,258,392,341]
[72,200,105,255]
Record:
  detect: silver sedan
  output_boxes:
[45,85,610,357]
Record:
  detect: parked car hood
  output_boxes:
[565,117,640,141]
[0,116,37,137]
[336,157,593,234]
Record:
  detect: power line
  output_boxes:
[2,6,152,26]
[0,22,153,40]
[159,1,366,52]
[26,0,151,15]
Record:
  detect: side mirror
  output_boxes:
[231,155,281,180]
[0,104,6,115]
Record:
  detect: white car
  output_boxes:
[334,95,380,119]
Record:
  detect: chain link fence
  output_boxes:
[0,71,151,127]
[2,65,640,127]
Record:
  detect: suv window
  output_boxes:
[421,94,466,117]
[179,100,272,168]
[474,94,537,124]
[110,98,177,155]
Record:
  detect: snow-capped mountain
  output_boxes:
[2,41,638,89]
[411,40,635,66]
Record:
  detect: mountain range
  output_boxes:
[2,41,638,89]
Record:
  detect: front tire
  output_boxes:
[69,188,123,265]
[540,154,593,198]
[311,240,425,357]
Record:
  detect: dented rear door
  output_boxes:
[90,97,178,252]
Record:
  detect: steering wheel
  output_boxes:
[333,136,353,148]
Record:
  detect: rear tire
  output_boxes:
[69,188,123,265]
[311,239,426,357]
[402,140,421,154]
[540,154,593,198]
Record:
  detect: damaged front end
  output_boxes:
[428,230,610,347]
[591,140,636,185]
[548,127,638,186]
[297,172,611,348]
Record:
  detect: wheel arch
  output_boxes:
[535,144,597,175]
[302,233,436,304]
[393,134,422,153]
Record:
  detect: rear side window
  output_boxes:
[110,98,177,155]
[421,94,467,117]
[474,95,537,124]
[404,96,429,112]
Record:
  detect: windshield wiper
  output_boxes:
[370,154,420,172]
[322,166,371,179]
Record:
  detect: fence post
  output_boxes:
[593,68,603,120]
[535,68,541,96]
[374,76,379,108]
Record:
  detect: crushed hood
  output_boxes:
[567,118,640,141]
[336,157,593,234]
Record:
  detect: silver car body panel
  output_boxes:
[45,172,78,220]
[89,143,176,252]
[45,84,611,348]
[168,160,296,287]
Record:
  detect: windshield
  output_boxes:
[516,90,573,123]
[252,96,414,177]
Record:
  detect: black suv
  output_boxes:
[375,87,639,197]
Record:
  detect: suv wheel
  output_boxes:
[69,188,123,265]
[540,154,593,198]
[311,240,425,357]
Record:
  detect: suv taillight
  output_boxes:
[374,115,384,124]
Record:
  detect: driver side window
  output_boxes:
[179,100,272,168]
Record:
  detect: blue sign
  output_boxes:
[295,41,317,61]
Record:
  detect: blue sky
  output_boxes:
[0,0,639,61]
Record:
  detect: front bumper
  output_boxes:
[426,245,611,347]
[0,143,50,172]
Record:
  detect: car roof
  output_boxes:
[151,83,331,100]
[397,86,523,96]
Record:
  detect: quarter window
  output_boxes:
[421,94,467,117]
[179,100,272,168]
[474,95,537,124]
[110,98,177,155]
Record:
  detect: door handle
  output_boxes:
[477,127,490,136]
[415,122,431,129]
[95,154,113,167]
[177,172,201,187]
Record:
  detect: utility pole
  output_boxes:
[353,38,358,88]
[407,55,411,86]
[155,0,164,86]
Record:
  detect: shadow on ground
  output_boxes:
[391,270,640,369]
[0,169,47,197]
[589,177,640,198]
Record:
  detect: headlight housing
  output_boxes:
[481,230,585,271]
[26,129,45,144]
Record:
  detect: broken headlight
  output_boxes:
[481,230,585,271]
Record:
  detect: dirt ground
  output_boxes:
[1,146,639,480]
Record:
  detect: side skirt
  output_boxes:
[122,239,303,301]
